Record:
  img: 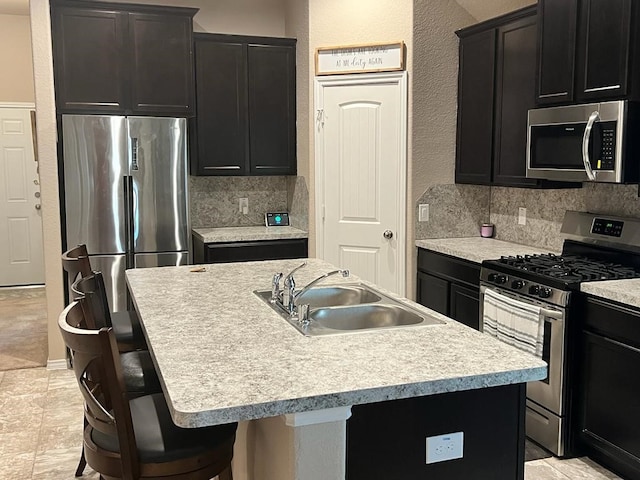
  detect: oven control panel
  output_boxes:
[591,218,624,237]
[481,269,570,308]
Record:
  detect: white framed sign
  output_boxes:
[315,41,405,76]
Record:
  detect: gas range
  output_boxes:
[480,210,640,458]
[481,211,640,307]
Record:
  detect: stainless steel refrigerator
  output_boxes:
[62,115,190,312]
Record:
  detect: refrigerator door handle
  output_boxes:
[123,176,134,268]
[131,137,139,171]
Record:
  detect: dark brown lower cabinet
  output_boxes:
[417,271,449,317]
[193,236,308,264]
[416,248,481,330]
[449,283,481,330]
[347,384,527,480]
[576,295,640,480]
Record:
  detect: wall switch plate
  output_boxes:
[426,431,464,464]
[239,197,249,214]
[518,207,527,225]
[419,204,430,222]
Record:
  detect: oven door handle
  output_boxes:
[582,111,599,181]
[480,285,563,321]
[540,308,563,321]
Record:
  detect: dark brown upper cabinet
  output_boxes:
[51,0,197,116]
[456,6,540,187]
[191,34,297,176]
[537,0,640,105]
[536,0,578,105]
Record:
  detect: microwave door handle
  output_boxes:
[582,111,599,181]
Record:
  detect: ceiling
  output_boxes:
[0,0,29,15]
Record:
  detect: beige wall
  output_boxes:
[30,0,65,364]
[0,14,35,103]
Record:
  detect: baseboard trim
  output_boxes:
[47,358,69,370]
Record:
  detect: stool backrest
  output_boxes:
[61,244,92,284]
[71,272,113,330]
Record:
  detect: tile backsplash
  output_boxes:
[189,176,309,231]
[415,184,491,239]
[415,183,640,252]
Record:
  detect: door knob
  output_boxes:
[383,230,393,239]
[35,204,41,210]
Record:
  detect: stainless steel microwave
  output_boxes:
[527,100,640,183]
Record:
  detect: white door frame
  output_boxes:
[314,71,408,295]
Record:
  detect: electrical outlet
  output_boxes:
[419,204,430,222]
[426,432,464,464]
[239,198,249,214]
[518,207,527,225]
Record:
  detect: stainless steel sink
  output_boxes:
[310,304,427,330]
[294,285,381,308]
[254,283,445,336]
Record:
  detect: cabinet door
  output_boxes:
[449,283,480,330]
[247,43,297,175]
[536,0,578,105]
[416,272,449,317]
[128,12,194,116]
[52,6,128,113]
[493,14,538,187]
[576,0,632,101]
[455,30,495,185]
[193,38,248,175]
[577,331,640,478]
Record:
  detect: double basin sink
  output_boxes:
[255,283,444,336]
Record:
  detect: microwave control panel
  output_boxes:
[597,124,617,170]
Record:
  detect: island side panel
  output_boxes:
[346,383,527,480]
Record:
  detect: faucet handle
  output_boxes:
[340,269,349,278]
[271,272,283,302]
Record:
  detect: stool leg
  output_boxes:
[74,444,86,476]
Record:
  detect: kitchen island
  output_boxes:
[126,258,547,480]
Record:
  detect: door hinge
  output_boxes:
[316,109,325,129]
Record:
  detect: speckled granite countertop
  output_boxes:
[581,279,640,309]
[193,226,308,243]
[126,258,546,428]
[416,237,560,264]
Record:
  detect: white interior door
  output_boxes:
[315,73,407,295]
[0,105,44,286]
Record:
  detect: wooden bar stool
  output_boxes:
[59,301,236,480]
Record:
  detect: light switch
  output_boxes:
[419,204,430,222]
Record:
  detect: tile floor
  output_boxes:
[0,366,624,480]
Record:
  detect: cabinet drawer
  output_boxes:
[582,296,640,349]
[204,238,307,264]
[417,249,480,289]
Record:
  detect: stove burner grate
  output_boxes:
[496,253,640,283]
